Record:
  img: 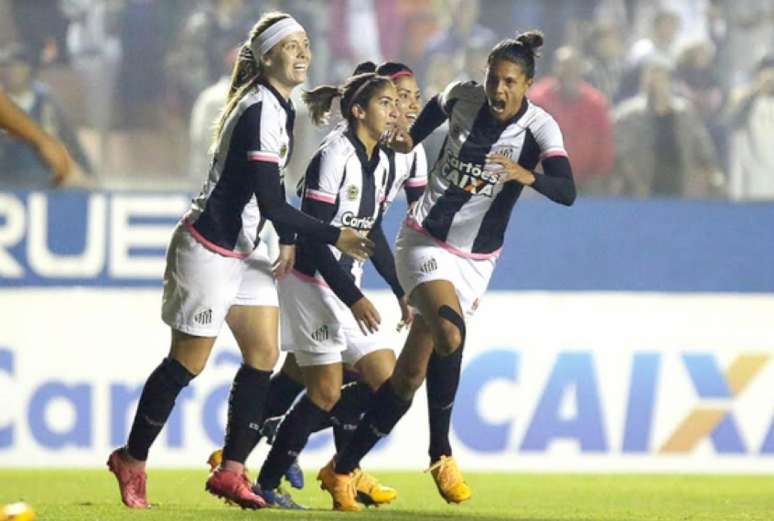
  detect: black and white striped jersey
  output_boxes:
[294,127,390,288]
[382,144,428,212]
[184,80,295,257]
[409,80,569,259]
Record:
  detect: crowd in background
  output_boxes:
[0,0,772,200]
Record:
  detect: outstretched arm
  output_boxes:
[0,89,73,184]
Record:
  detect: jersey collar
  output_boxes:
[258,78,295,116]
[345,127,380,174]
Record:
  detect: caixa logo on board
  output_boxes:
[453,350,774,455]
[2,347,773,456]
[0,191,189,286]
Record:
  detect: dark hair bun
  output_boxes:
[352,61,378,75]
[377,61,413,77]
[516,30,544,52]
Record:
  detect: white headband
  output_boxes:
[250,17,306,58]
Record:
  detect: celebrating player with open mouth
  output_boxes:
[317,30,576,511]
[106,11,372,510]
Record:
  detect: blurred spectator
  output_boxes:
[115,0,173,128]
[63,0,122,134]
[674,39,727,164]
[168,0,258,115]
[328,0,404,79]
[0,88,73,186]
[584,21,626,102]
[419,0,495,85]
[619,8,682,101]
[726,54,774,200]
[188,46,238,184]
[394,0,438,68]
[708,0,774,90]
[612,58,722,198]
[460,37,492,83]
[8,0,70,67]
[0,45,92,188]
[530,46,615,194]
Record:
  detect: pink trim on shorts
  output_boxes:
[291,269,330,289]
[305,189,336,204]
[248,151,280,163]
[405,178,428,188]
[183,219,249,259]
[405,216,502,260]
[539,149,568,160]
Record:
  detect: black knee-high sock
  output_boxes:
[263,370,305,419]
[330,382,374,452]
[126,357,195,461]
[248,370,305,448]
[257,396,328,490]
[335,380,412,474]
[426,346,463,462]
[222,364,271,464]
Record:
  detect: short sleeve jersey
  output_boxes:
[294,128,390,287]
[409,80,567,259]
[184,80,295,257]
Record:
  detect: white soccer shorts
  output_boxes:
[278,270,389,367]
[161,224,278,337]
[394,221,496,317]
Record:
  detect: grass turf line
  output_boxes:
[1,470,773,521]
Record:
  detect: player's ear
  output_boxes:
[351,103,367,121]
[260,51,272,69]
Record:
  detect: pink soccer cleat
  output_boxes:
[205,468,267,509]
[107,447,150,509]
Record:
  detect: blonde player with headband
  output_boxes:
[106,12,373,510]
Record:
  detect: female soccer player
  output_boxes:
[106,12,372,510]
[318,30,576,511]
[248,68,404,510]
[206,61,429,508]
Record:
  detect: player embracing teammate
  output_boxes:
[106,8,575,513]
[316,29,576,511]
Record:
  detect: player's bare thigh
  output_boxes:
[226,305,279,371]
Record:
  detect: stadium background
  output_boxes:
[1,0,773,479]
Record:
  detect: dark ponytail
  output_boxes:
[302,85,344,125]
[303,72,393,127]
[488,29,544,79]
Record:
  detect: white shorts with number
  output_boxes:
[161,224,278,337]
[278,271,387,367]
[394,221,496,317]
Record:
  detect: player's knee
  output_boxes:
[435,322,462,357]
[393,364,425,397]
[435,305,465,356]
[242,344,279,371]
[173,355,207,376]
[307,382,341,411]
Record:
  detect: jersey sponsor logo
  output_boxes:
[311,324,329,342]
[341,212,375,231]
[441,152,499,197]
[346,184,359,201]
[193,308,213,326]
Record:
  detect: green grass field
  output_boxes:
[1,470,772,521]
